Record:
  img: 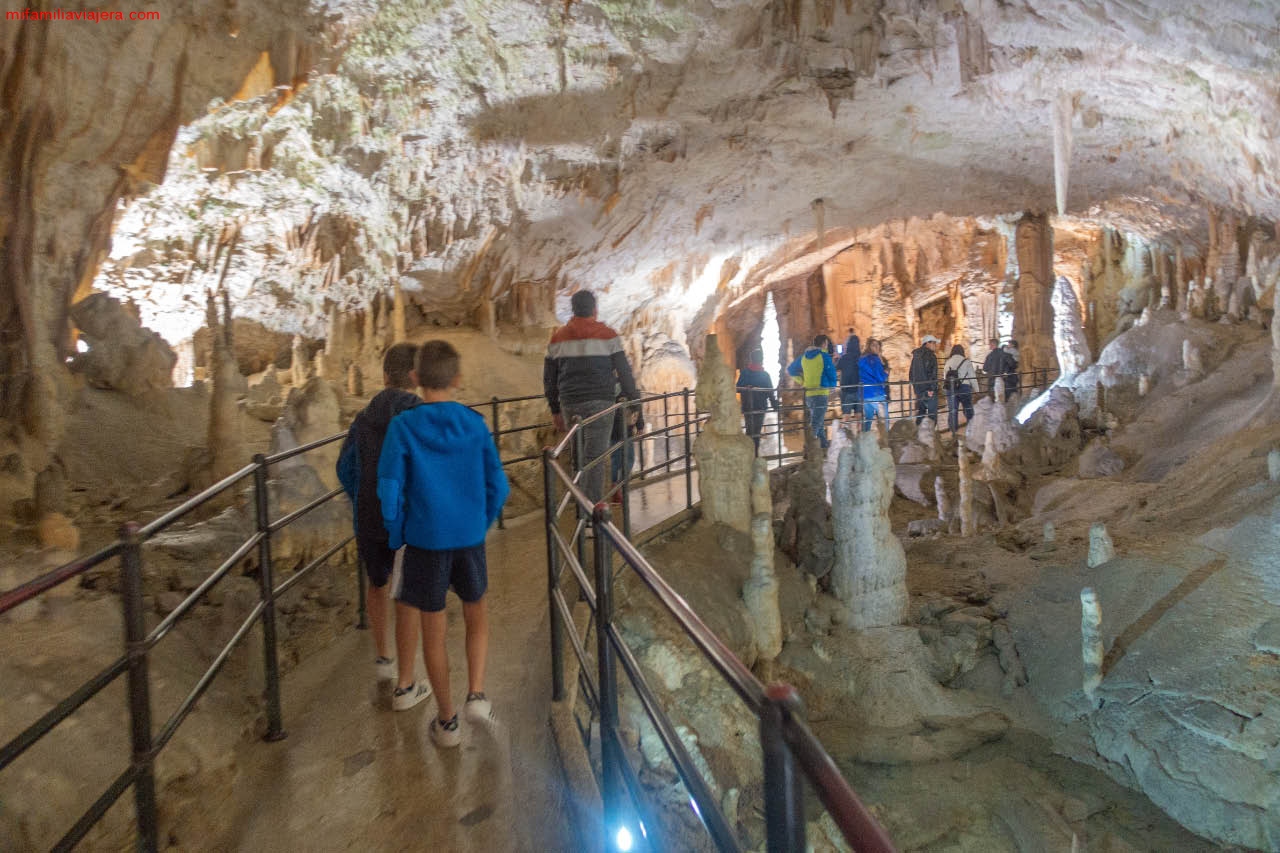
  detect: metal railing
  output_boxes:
[543,394,897,853]
[0,436,353,853]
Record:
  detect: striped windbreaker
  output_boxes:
[543,316,639,414]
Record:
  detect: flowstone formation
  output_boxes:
[692,335,754,534]
[831,432,907,629]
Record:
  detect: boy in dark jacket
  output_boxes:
[378,340,510,744]
[736,347,778,453]
[336,343,421,688]
[835,330,861,418]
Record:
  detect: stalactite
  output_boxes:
[1052,91,1073,216]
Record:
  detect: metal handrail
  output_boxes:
[544,390,897,852]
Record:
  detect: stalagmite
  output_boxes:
[1175,244,1187,313]
[291,334,310,387]
[1251,284,1280,424]
[957,445,975,536]
[1087,522,1116,567]
[1043,521,1055,544]
[917,417,940,462]
[1080,587,1104,704]
[831,432,908,629]
[206,289,245,484]
[392,283,408,343]
[1268,450,1280,482]
[692,334,755,533]
[743,457,782,669]
[1138,374,1150,396]
[1183,339,1203,375]
[1188,279,1206,319]
[1052,91,1073,216]
[347,363,363,397]
[934,475,951,523]
[1051,275,1090,378]
[994,376,1005,404]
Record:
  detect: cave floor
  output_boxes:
[209,472,700,852]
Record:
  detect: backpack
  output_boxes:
[945,359,969,391]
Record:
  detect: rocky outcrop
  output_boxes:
[68,294,175,395]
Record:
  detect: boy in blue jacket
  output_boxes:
[336,343,421,690]
[787,334,837,450]
[378,340,510,746]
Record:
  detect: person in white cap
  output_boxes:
[909,335,942,425]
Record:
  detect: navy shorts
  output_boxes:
[357,536,398,588]
[394,543,488,613]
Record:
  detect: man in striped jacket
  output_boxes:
[544,290,640,502]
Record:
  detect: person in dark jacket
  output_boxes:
[1003,339,1021,400]
[908,334,941,425]
[835,330,861,418]
[336,343,422,687]
[543,290,640,502]
[736,347,778,453]
[858,339,890,433]
[982,338,1006,398]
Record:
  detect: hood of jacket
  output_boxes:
[803,346,825,359]
[392,400,487,453]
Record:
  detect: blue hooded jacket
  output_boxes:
[858,353,889,401]
[377,401,509,551]
[786,347,837,397]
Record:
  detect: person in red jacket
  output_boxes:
[543,290,640,502]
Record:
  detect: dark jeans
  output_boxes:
[840,386,860,415]
[805,395,829,449]
[743,410,766,453]
[563,398,615,503]
[915,389,938,425]
[947,385,974,432]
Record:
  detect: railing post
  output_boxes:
[491,396,505,530]
[356,557,369,630]
[252,454,286,742]
[761,683,806,853]
[662,392,671,474]
[682,387,693,511]
[621,401,633,541]
[544,448,565,701]
[593,503,624,849]
[120,521,159,853]
[574,421,587,572]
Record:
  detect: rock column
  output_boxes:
[1013,212,1058,383]
[1051,275,1090,379]
[207,290,244,483]
[831,432,907,629]
[692,334,755,533]
[743,457,782,669]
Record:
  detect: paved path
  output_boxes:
[216,472,698,851]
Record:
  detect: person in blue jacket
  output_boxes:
[378,340,509,746]
[736,347,778,453]
[858,338,890,434]
[336,343,421,689]
[787,334,837,450]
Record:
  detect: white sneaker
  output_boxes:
[392,681,432,711]
[464,692,494,723]
[375,656,396,681]
[430,714,461,748]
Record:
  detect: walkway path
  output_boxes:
[214,473,698,851]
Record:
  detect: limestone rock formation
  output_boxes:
[69,294,175,396]
[742,458,782,669]
[1078,439,1125,479]
[692,335,754,534]
[831,432,907,629]
[778,446,834,581]
[1051,275,1091,379]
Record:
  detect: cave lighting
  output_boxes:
[615,825,634,851]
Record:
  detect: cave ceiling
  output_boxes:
[91,0,1280,344]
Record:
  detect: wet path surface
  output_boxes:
[214,472,698,852]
